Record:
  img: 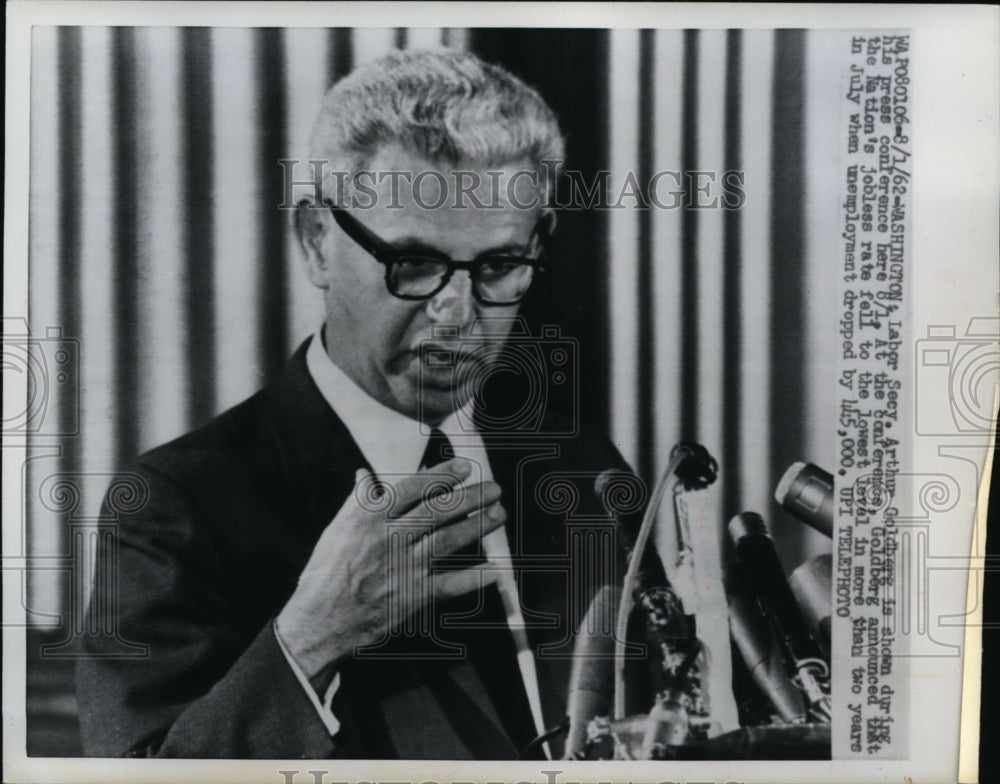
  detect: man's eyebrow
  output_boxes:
[383,236,449,256]
[384,236,531,258]
[476,241,531,257]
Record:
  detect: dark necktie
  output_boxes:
[419,428,540,757]
[420,427,454,470]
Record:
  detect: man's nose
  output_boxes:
[426,270,476,326]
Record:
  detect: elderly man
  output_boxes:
[76,49,627,760]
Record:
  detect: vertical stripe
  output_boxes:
[256,29,289,380]
[442,28,470,50]
[351,29,398,66]
[327,28,354,83]
[651,30,684,484]
[212,28,262,411]
[722,29,743,518]
[285,28,332,353]
[111,28,139,469]
[78,27,117,613]
[695,29,726,478]
[57,28,82,456]
[407,28,445,50]
[738,30,774,518]
[680,30,699,438]
[608,29,641,469]
[769,30,807,566]
[394,28,407,50]
[135,28,187,452]
[183,28,217,426]
[28,26,65,618]
[76,26,115,465]
[635,30,656,484]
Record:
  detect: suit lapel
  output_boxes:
[262,341,370,535]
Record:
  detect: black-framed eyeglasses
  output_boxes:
[325,200,549,305]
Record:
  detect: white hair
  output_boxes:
[308,48,565,200]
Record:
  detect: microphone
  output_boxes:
[728,512,830,721]
[565,584,621,759]
[788,554,832,659]
[775,462,834,538]
[726,565,807,723]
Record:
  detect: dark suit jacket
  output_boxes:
[76,341,629,759]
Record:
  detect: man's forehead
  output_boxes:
[334,142,546,213]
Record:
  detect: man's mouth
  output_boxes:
[417,343,488,366]
[413,343,490,387]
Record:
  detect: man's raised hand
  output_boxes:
[275,457,504,680]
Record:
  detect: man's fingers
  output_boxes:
[425,482,503,529]
[427,502,506,555]
[388,458,475,513]
[433,565,500,601]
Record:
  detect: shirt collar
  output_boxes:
[305,331,474,476]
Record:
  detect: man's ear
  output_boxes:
[295,199,332,289]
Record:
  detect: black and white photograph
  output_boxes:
[4,4,997,782]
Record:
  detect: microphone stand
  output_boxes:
[613,443,718,720]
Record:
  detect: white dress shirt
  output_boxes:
[276,332,548,754]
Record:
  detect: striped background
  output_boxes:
[25,26,842,753]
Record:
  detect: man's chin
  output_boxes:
[412,386,459,424]
[390,357,478,423]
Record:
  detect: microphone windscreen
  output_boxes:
[775,462,834,538]
[789,554,833,658]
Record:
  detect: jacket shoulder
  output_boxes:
[136,388,277,489]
